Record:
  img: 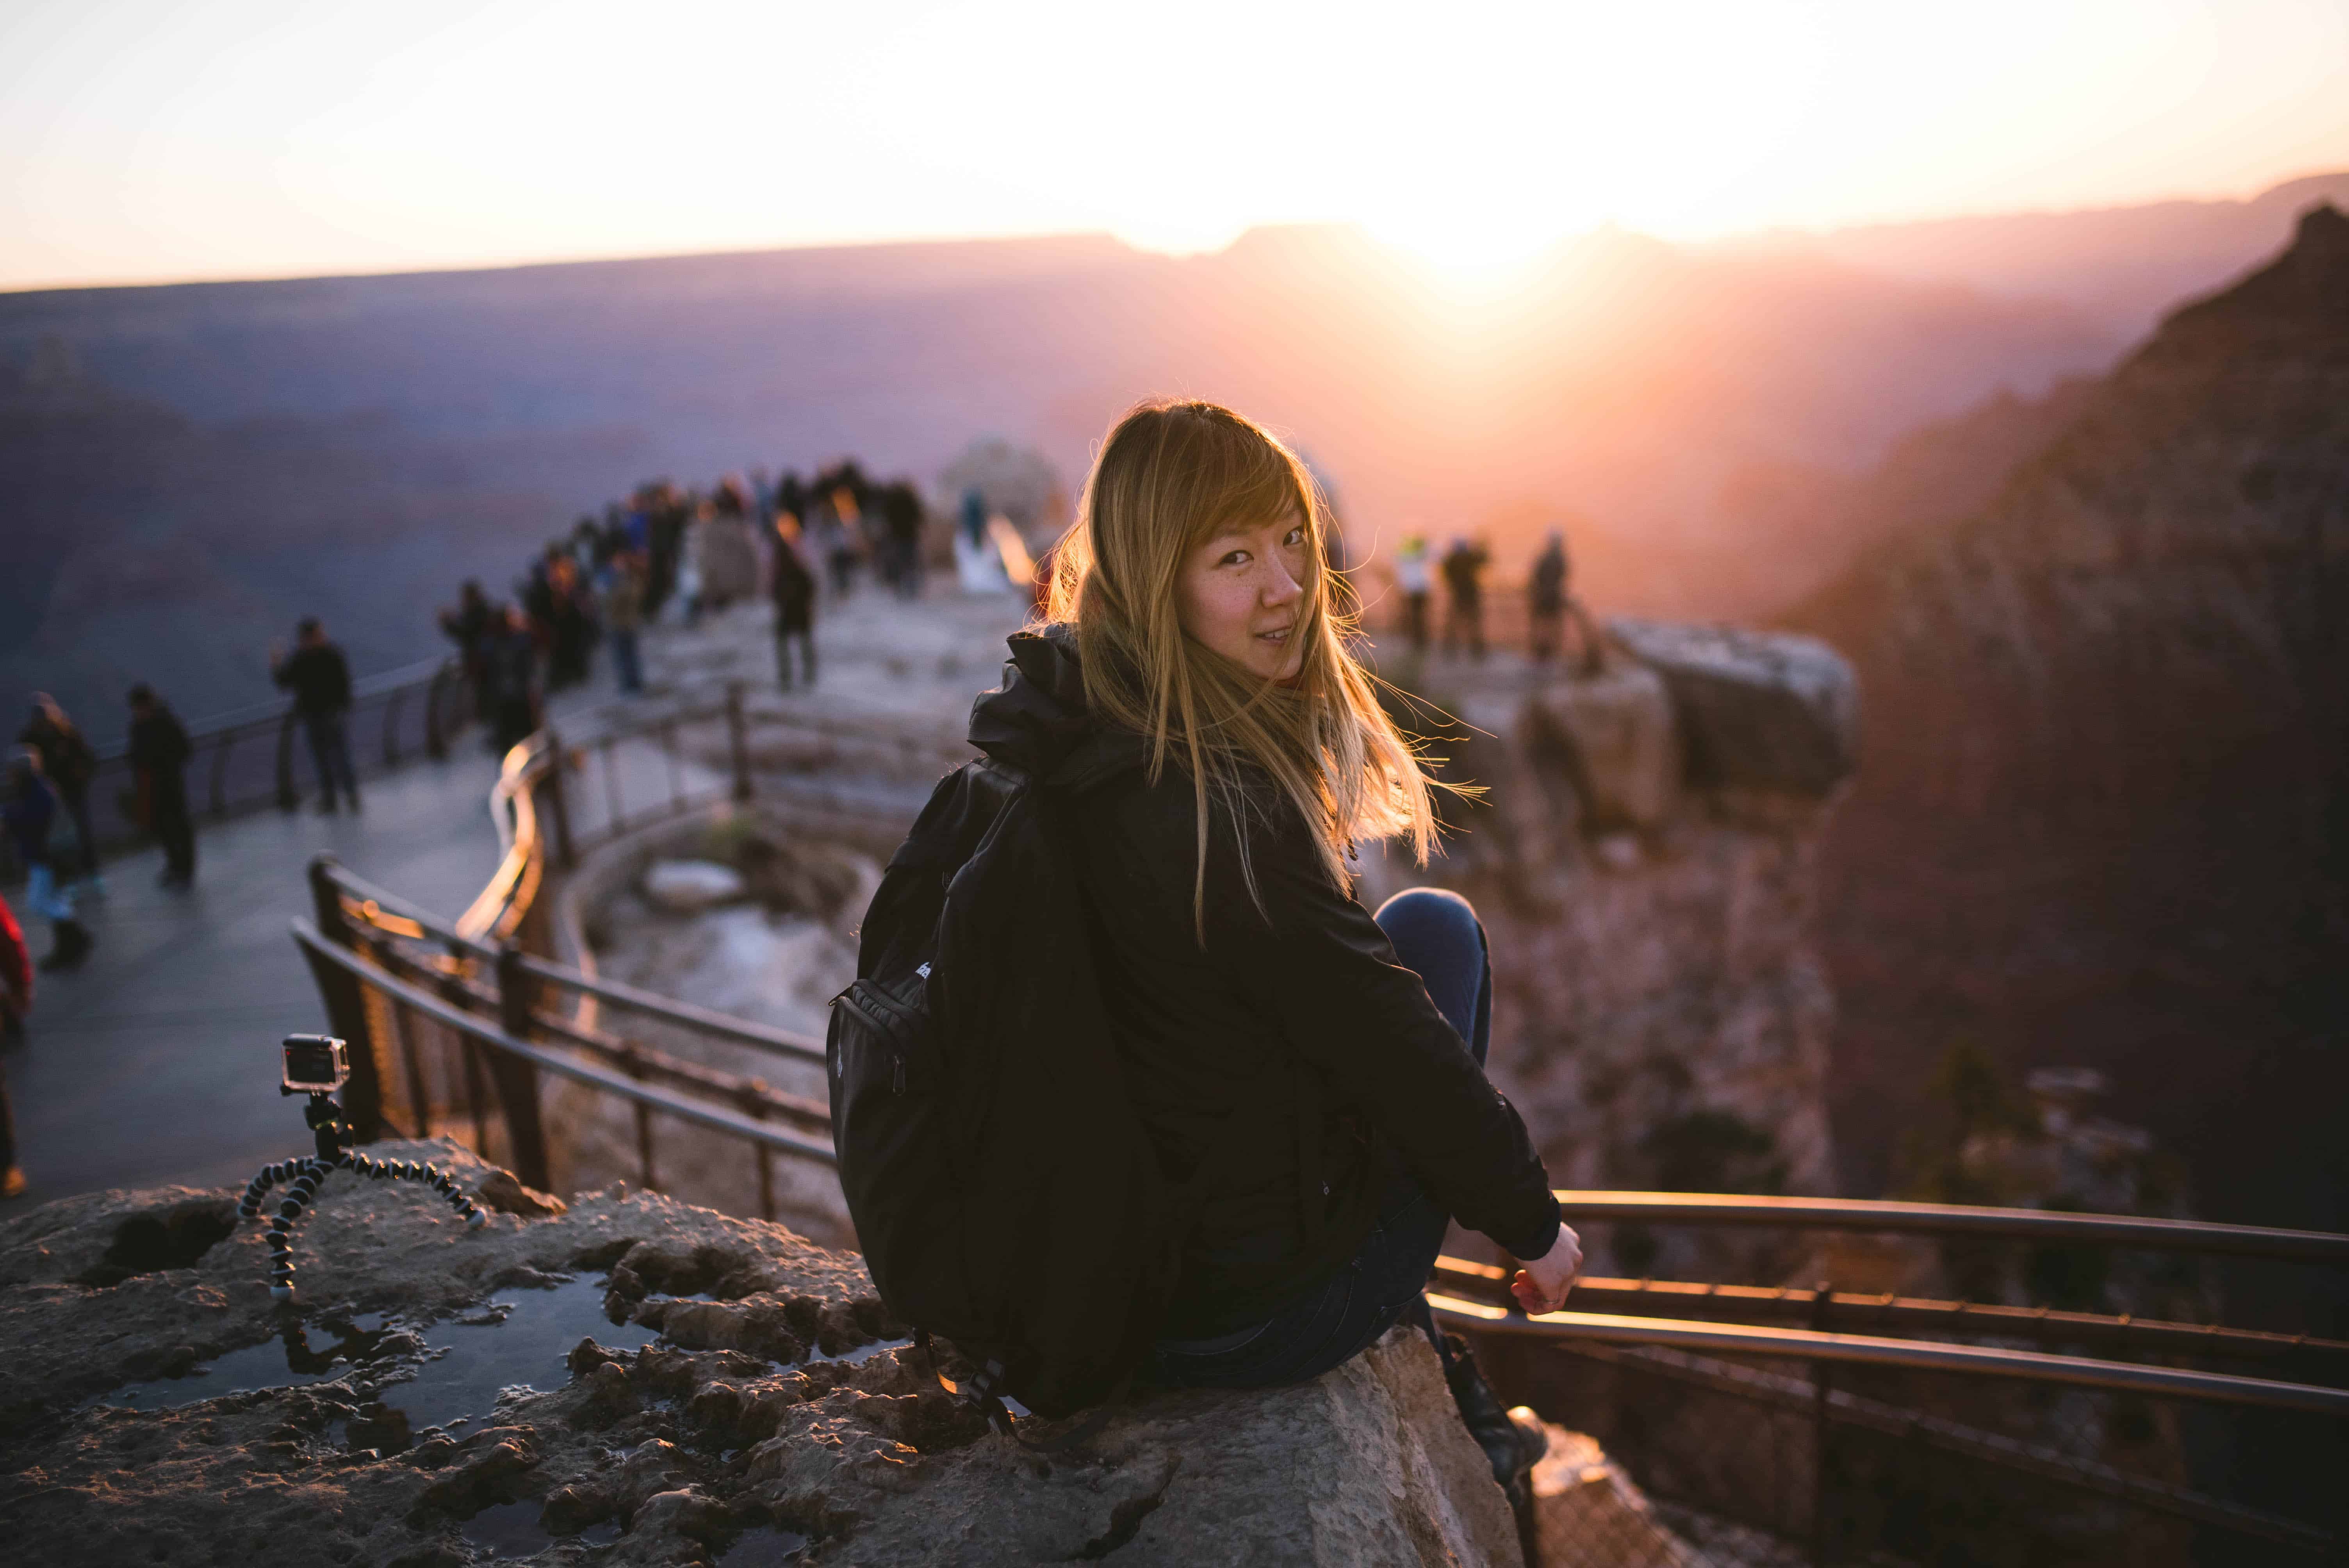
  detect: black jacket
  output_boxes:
[969,629,1560,1335]
[129,707,191,785]
[274,643,352,715]
[18,715,95,795]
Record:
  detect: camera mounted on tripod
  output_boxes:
[237,1033,487,1301]
[281,1033,350,1096]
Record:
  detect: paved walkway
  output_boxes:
[4,742,512,1202]
[3,588,1032,1206]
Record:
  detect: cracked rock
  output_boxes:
[0,1145,1528,1564]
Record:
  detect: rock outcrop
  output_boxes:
[1783,201,2349,1245]
[1529,1424,1709,1568]
[0,1144,1530,1566]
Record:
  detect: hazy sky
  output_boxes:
[4,0,2346,291]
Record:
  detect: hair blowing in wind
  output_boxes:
[1044,398,1450,934]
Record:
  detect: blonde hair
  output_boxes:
[1045,398,1443,936]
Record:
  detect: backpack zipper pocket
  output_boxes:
[831,976,932,1092]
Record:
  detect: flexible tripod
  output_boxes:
[237,1039,486,1301]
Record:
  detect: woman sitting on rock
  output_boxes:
[1007,398,1581,1491]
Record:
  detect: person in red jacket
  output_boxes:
[0,888,30,1197]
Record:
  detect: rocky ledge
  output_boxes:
[0,1141,1533,1566]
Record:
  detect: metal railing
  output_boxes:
[295,679,945,1237]
[2,656,473,883]
[1433,1199,2349,1565]
[286,673,2349,1566]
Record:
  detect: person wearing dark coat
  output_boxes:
[18,696,98,882]
[978,627,1563,1345]
[2,750,90,970]
[484,606,541,754]
[1439,536,1489,661]
[882,481,926,599]
[439,580,497,720]
[1527,529,1571,663]
[946,400,1578,1518]
[0,886,28,1037]
[770,515,818,690]
[271,617,360,812]
[127,685,195,887]
[0,889,25,1196]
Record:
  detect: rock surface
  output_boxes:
[640,860,748,914]
[0,1145,1527,1566]
[1517,654,1681,834]
[1607,619,1856,800]
[1529,1424,1711,1568]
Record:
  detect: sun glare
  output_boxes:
[1365,213,1577,292]
[2,0,2345,289]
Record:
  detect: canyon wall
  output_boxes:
[1784,203,2349,1285]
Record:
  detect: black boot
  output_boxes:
[1438,1330,1547,1520]
[39,918,92,972]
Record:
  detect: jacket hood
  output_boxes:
[967,624,1146,791]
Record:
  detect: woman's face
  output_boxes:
[1175,504,1311,681]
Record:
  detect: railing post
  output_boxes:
[726,682,754,802]
[209,732,233,816]
[276,709,301,810]
[383,689,405,768]
[1811,1279,1835,1567]
[491,945,556,1194]
[425,670,448,760]
[540,731,576,871]
[303,855,385,1139]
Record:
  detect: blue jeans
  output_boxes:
[1150,886,1491,1388]
[23,862,76,923]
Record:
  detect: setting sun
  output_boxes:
[2,0,2345,289]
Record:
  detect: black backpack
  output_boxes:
[829,753,1216,1422]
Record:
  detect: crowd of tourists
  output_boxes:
[435,460,934,723]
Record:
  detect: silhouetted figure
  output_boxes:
[271,617,360,813]
[0,889,25,1197]
[772,471,807,531]
[771,516,818,690]
[18,696,98,882]
[438,580,497,719]
[605,554,646,694]
[1527,531,1571,663]
[485,606,541,754]
[1394,535,1432,654]
[881,482,926,599]
[2,750,89,971]
[0,887,27,1038]
[813,488,864,599]
[545,554,595,689]
[642,484,690,618]
[713,476,752,529]
[1440,537,1489,661]
[127,685,195,888]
